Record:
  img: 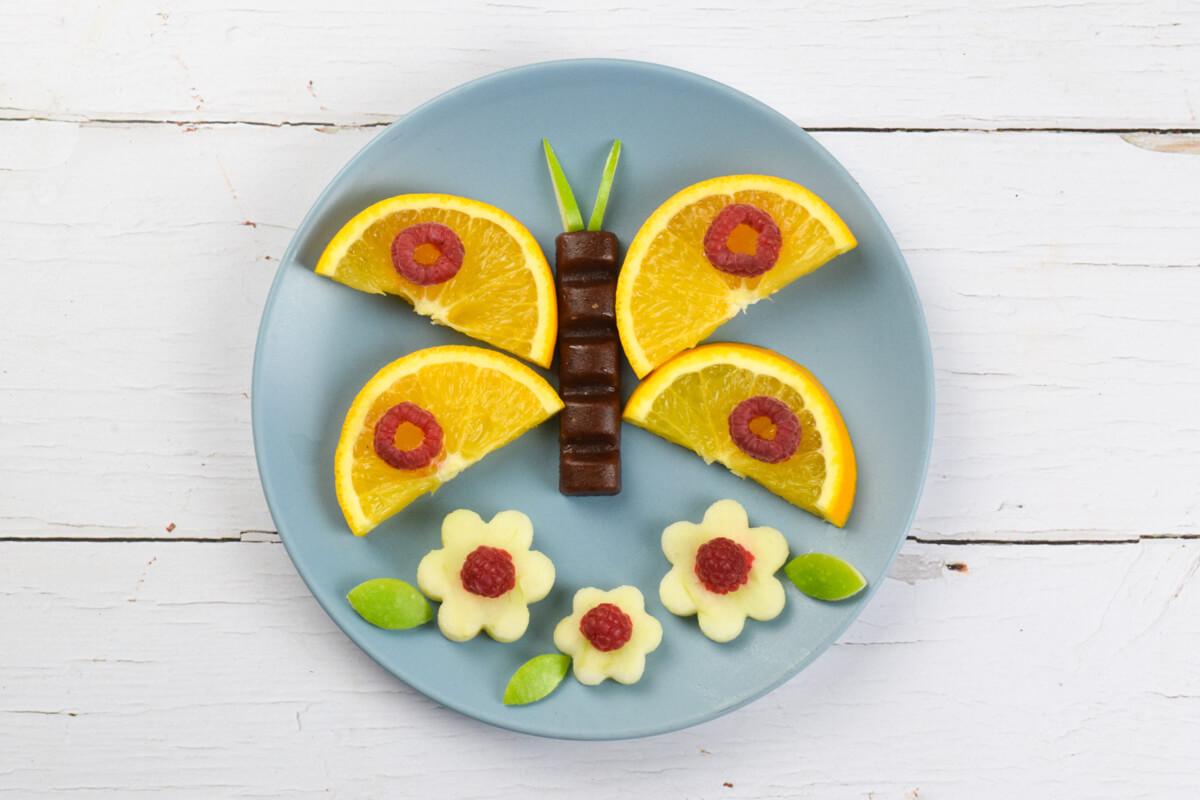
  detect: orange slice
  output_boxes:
[623,343,856,526]
[335,345,563,536]
[316,194,557,368]
[616,175,856,378]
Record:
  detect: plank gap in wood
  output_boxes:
[4,113,1200,136]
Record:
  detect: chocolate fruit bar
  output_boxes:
[542,138,625,496]
[555,231,621,495]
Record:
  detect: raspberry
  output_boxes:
[373,402,444,470]
[702,203,782,278]
[579,602,633,652]
[694,537,756,594]
[391,222,465,286]
[727,395,801,463]
[459,546,516,598]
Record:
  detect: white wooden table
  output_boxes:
[3,3,1198,797]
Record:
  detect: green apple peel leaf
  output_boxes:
[542,139,584,233]
[586,140,622,231]
[504,654,572,705]
[784,554,867,601]
[347,578,433,629]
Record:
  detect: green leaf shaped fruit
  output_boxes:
[543,139,584,233]
[784,554,867,601]
[504,654,571,706]
[347,578,433,630]
[587,139,621,232]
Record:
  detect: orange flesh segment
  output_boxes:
[413,242,441,266]
[726,223,759,255]
[393,420,426,451]
[315,195,557,369]
[622,344,856,527]
[335,346,565,535]
[748,415,777,440]
[615,177,857,378]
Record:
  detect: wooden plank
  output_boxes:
[0,121,330,540]
[1,1,1199,129]
[3,123,1197,542]
[827,131,1200,543]
[0,539,1196,796]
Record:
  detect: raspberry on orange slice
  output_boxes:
[335,346,563,536]
[623,343,856,527]
[315,194,557,368]
[616,175,856,378]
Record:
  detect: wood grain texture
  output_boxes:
[2,122,1197,542]
[1,539,1196,797]
[3,8,1199,790]
[2,1,1199,130]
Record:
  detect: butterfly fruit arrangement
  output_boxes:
[313,139,865,703]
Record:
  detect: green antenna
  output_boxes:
[542,139,584,233]
[587,140,622,231]
[543,139,622,233]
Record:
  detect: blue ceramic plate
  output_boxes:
[252,59,933,740]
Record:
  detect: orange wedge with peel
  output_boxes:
[335,345,563,536]
[316,194,557,368]
[623,343,856,527]
[616,175,856,378]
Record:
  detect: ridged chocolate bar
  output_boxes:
[555,231,621,495]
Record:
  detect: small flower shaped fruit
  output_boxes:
[417,509,554,643]
[553,586,663,685]
[659,499,789,642]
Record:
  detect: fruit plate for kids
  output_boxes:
[251,59,934,740]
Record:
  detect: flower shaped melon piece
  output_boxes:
[417,509,554,643]
[659,499,789,642]
[553,586,663,686]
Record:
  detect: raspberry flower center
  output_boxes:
[579,602,633,652]
[459,545,516,598]
[694,537,755,594]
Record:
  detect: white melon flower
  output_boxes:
[553,586,663,685]
[659,499,788,642]
[417,509,554,643]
